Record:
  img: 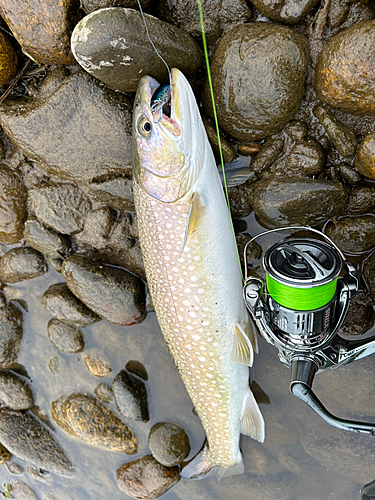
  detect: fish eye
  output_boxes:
[137,116,152,138]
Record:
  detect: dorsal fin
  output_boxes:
[231,324,254,366]
[179,192,205,258]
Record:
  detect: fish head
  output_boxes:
[133,68,205,202]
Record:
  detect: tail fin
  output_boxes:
[181,445,244,482]
[241,389,265,443]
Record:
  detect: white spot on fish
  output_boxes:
[192,334,201,340]
[198,289,205,294]
[184,288,191,294]
[186,325,193,331]
[198,356,206,362]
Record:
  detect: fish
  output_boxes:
[132,67,265,480]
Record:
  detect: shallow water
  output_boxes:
[0,215,374,500]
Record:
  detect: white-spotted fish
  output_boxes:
[133,68,264,480]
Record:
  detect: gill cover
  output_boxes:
[133,68,205,202]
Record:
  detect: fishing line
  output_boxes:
[196,0,244,281]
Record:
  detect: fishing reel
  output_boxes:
[243,226,375,435]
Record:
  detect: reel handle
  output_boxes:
[290,358,375,435]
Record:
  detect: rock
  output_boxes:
[47,319,84,354]
[87,176,134,211]
[0,409,74,476]
[148,422,190,467]
[0,371,34,410]
[10,481,39,500]
[42,283,101,327]
[338,163,361,185]
[325,216,375,254]
[52,393,138,454]
[249,0,319,24]
[112,370,149,422]
[337,292,375,336]
[0,70,134,184]
[251,136,285,175]
[228,183,253,219]
[125,360,148,381]
[82,0,151,14]
[0,0,80,65]
[115,455,179,499]
[354,130,375,180]
[203,117,236,165]
[26,465,49,481]
[94,382,113,403]
[71,207,117,250]
[345,184,375,215]
[362,252,375,297]
[24,218,71,260]
[83,352,112,377]
[0,248,48,284]
[28,184,92,235]
[249,177,348,229]
[315,20,375,114]
[328,0,350,28]
[71,8,202,93]
[283,139,325,177]
[363,479,375,500]
[0,443,12,464]
[203,23,309,141]
[236,233,262,271]
[0,300,23,369]
[6,461,23,474]
[62,255,146,326]
[0,31,17,88]
[0,164,28,244]
[284,120,308,141]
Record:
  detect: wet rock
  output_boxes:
[228,183,253,219]
[52,393,138,454]
[126,360,148,381]
[354,130,375,180]
[284,120,308,141]
[24,218,71,260]
[115,455,179,499]
[83,352,112,377]
[0,0,79,65]
[47,319,84,354]
[112,370,149,422]
[325,216,375,254]
[249,177,348,229]
[328,0,350,28]
[283,139,325,177]
[42,283,101,327]
[315,20,375,114]
[338,163,361,185]
[363,479,375,500]
[0,443,12,464]
[203,117,236,165]
[62,255,146,326]
[203,23,309,141]
[0,71,134,184]
[0,31,17,88]
[10,481,39,500]
[362,252,375,297]
[237,142,261,156]
[87,176,134,211]
[71,207,117,250]
[148,423,190,467]
[28,184,92,235]
[345,184,375,215]
[251,136,285,175]
[236,233,262,271]
[26,465,49,481]
[337,292,375,336]
[6,461,23,474]
[0,300,23,369]
[0,371,34,410]
[250,0,319,24]
[94,383,113,403]
[71,8,202,93]
[81,0,151,13]
[0,248,47,284]
[313,105,357,158]
[0,409,74,476]
[0,164,28,244]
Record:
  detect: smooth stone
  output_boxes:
[249,177,348,229]
[148,422,190,467]
[0,31,17,87]
[0,443,12,464]
[115,455,179,499]
[325,215,375,254]
[338,163,361,185]
[9,482,39,500]
[0,164,27,244]
[112,370,149,422]
[42,283,101,327]
[82,0,151,13]
[0,248,48,284]
[87,176,134,211]
[6,461,23,474]
[249,0,319,24]
[125,360,148,381]
[203,23,308,141]
[315,20,375,114]
[0,301,23,369]
[251,136,285,175]
[83,352,112,377]
[28,184,92,235]
[337,292,375,336]
[328,0,350,28]
[345,184,375,215]
[0,70,134,184]
[0,371,34,410]
[283,139,325,177]
[203,117,236,165]
[24,218,71,260]
[0,0,79,65]
[47,319,84,354]
[0,409,74,476]
[71,207,118,250]
[62,255,146,326]
[284,120,308,141]
[52,393,138,454]
[71,8,202,93]
[94,382,113,403]
[354,130,375,180]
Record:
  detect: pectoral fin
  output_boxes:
[231,324,254,366]
[179,192,205,258]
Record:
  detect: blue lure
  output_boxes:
[150,84,171,121]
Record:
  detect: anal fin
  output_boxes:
[241,389,265,443]
[231,324,254,366]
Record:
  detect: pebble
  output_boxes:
[71,8,202,92]
[9,481,39,500]
[325,215,375,254]
[112,370,149,422]
[0,248,48,284]
[338,163,361,185]
[203,23,309,141]
[315,20,375,113]
[148,422,190,467]
[83,352,112,377]
[250,0,319,24]
[126,360,148,381]
[87,176,134,211]
[115,455,179,499]
[0,371,34,410]
[24,218,71,260]
[42,283,101,327]
[94,383,113,404]
[82,0,151,14]
[47,319,84,354]
[0,164,28,245]
[62,255,146,326]
[284,139,325,177]
[345,184,375,215]
[0,300,23,369]
[354,130,375,180]
[6,461,23,475]
[52,393,138,454]
[228,183,254,219]
[0,31,17,88]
